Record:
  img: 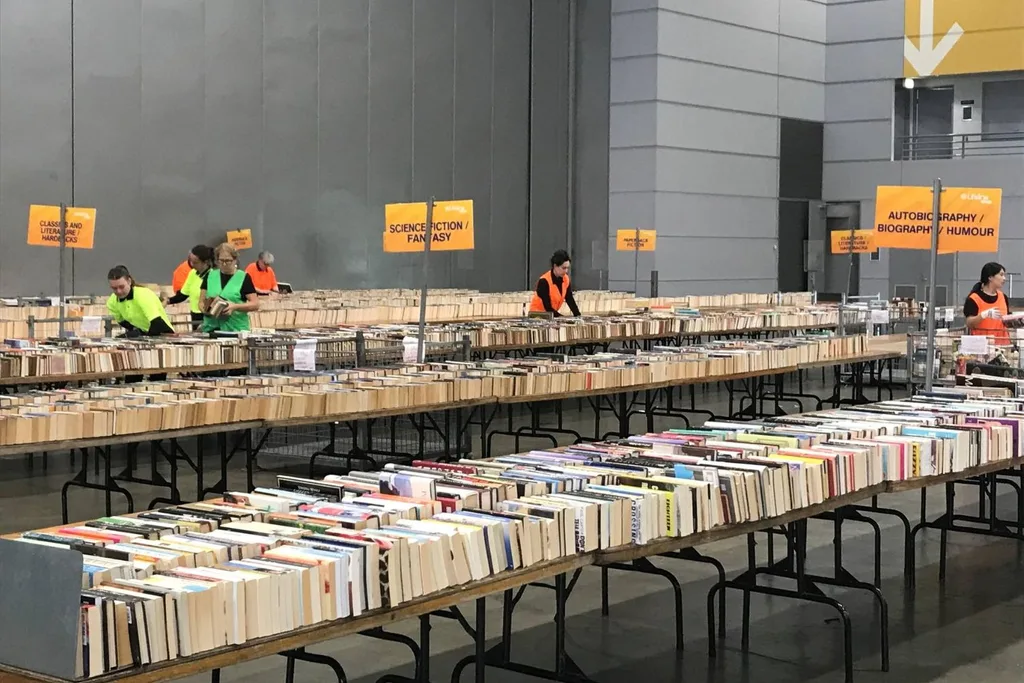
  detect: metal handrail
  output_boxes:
[897,130,1024,160]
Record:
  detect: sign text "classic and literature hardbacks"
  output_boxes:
[830,229,876,254]
[27,205,96,249]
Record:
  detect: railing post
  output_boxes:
[27,315,35,339]
[906,332,914,394]
[246,339,258,375]
[461,334,472,362]
[104,318,114,337]
[355,330,366,367]
[649,270,659,298]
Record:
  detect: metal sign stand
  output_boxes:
[416,197,436,363]
[632,228,640,295]
[844,227,857,300]
[924,178,942,391]
[953,250,959,309]
[58,203,67,338]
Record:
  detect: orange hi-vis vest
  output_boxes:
[969,290,1010,345]
[172,260,192,292]
[530,271,570,313]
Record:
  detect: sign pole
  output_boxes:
[953,250,959,312]
[633,228,640,294]
[58,203,67,338]
[924,178,941,392]
[845,228,856,300]
[417,197,435,363]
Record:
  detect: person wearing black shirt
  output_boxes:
[964,261,1011,345]
[200,243,260,333]
[529,249,581,317]
[166,244,213,330]
[106,265,175,337]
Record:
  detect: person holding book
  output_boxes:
[165,244,213,330]
[529,249,581,317]
[106,265,174,337]
[201,243,259,333]
[245,251,279,295]
[964,261,1012,345]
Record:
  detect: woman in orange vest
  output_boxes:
[964,261,1011,345]
[529,250,581,317]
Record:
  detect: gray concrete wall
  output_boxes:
[822,0,1024,303]
[609,0,826,296]
[0,0,611,296]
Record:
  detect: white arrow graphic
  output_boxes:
[904,0,964,77]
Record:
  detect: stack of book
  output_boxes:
[14,466,591,677]
[0,335,871,446]
[393,307,843,348]
[0,338,249,378]
[7,387,1024,676]
[644,292,814,310]
[0,289,818,338]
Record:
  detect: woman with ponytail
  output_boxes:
[964,261,1011,345]
[106,265,174,337]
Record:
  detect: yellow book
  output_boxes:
[736,433,800,449]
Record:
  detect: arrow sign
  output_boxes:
[905,0,964,76]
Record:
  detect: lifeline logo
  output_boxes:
[960,192,992,204]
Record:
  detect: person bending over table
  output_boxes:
[165,244,213,331]
[529,249,581,318]
[245,250,279,295]
[964,261,1012,346]
[201,243,259,333]
[106,265,174,337]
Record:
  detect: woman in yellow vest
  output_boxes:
[106,265,174,337]
[529,250,581,317]
[165,244,213,330]
[200,243,259,333]
[964,261,1011,346]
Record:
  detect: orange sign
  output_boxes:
[27,205,96,249]
[904,0,1024,77]
[226,229,253,250]
[616,229,657,252]
[873,186,1001,253]
[830,230,876,254]
[383,200,474,253]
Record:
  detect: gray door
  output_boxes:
[778,200,809,292]
[889,248,954,305]
[912,86,955,159]
[824,202,861,296]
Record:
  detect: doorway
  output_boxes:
[778,200,809,292]
[823,202,862,297]
[889,248,954,305]
[910,86,955,159]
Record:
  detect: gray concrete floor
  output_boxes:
[2,378,1023,683]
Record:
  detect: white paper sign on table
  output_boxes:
[869,309,890,324]
[959,335,989,356]
[80,316,103,335]
[403,336,420,363]
[293,338,318,372]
